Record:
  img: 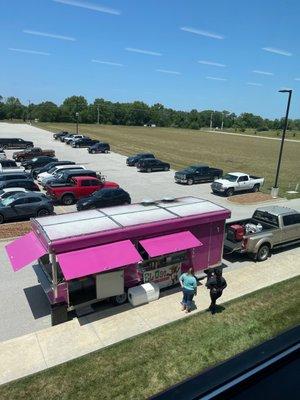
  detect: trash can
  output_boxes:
[51,302,68,326]
[128,283,160,307]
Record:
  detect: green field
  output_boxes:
[35,123,300,198]
[1,276,299,400]
[205,127,300,140]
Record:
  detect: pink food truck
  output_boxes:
[6,196,231,325]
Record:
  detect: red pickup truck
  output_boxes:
[46,176,119,205]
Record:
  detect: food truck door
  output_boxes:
[96,269,125,300]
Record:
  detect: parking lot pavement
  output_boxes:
[0,122,299,342]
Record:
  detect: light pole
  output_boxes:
[75,112,79,134]
[28,100,31,124]
[210,111,214,130]
[272,89,292,197]
[97,105,100,124]
[221,112,224,130]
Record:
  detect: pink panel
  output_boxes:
[5,232,46,272]
[57,240,142,280]
[139,231,202,258]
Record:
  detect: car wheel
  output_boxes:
[213,176,219,181]
[112,292,128,305]
[0,214,4,224]
[26,144,32,149]
[253,184,260,192]
[104,149,108,153]
[62,194,75,205]
[187,179,194,185]
[37,209,50,217]
[2,145,7,150]
[256,244,270,262]
[147,168,152,173]
[91,149,96,154]
[164,166,169,171]
[19,157,24,162]
[226,188,234,197]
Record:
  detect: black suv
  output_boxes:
[88,142,110,154]
[22,156,58,170]
[72,138,99,148]
[0,138,33,150]
[175,165,223,185]
[77,188,131,211]
[0,178,39,191]
[0,159,18,168]
[0,172,30,182]
[126,153,155,166]
[137,158,170,172]
[53,131,69,140]
[46,169,99,187]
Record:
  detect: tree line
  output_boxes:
[0,95,299,133]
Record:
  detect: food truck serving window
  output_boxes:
[139,231,202,258]
[57,240,142,280]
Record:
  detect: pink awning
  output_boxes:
[5,232,47,272]
[57,240,142,280]
[139,231,202,257]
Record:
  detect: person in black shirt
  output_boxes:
[205,267,227,314]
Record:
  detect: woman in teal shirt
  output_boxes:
[179,267,197,313]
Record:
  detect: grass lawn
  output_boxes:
[205,127,300,140]
[35,122,300,199]
[1,276,299,400]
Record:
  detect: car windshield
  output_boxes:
[223,174,238,182]
[31,158,38,162]
[48,167,58,173]
[1,193,23,206]
[185,166,198,172]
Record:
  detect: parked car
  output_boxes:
[0,179,40,191]
[224,206,300,261]
[211,172,265,196]
[13,147,55,162]
[0,192,54,224]
[31,160,76,179]
[137,158,170,172]
[77,188,130,211]
[0,138,33,150]
[60,133,76,142]
[46,176,119,205]
[72,138,98,148]
[88,142,110,154]
[0,172,30,184]
[45,169,100,187]
[0,160,25,173]
[22,156,58,170]
[0,187,40,200]
[175,165,223,185]
[39,165,86,186]
[126,153,155,166]
[53,131,69,140]
[65,135,87,145]
[0,150,7,160]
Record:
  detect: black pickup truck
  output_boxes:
[175,164,223,185]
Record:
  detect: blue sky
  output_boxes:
[1,0,299,118]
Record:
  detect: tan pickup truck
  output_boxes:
[13,147,55,162]
[224,205,300,261]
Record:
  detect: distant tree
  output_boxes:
[32,102,59,122]
[5,97,24,120]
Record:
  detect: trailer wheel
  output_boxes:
[62,194,75,205]
[112,293,128,305]
[256,244,270,262]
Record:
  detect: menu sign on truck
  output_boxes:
[143,263,181,289]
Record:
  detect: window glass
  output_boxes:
[81,180,91,187]
[13,198,28,205]
[27,197,41,203]
[283,214,300,226]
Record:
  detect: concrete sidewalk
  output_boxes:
[0,257,299,386]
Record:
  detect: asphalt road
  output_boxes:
[0,122,299,341]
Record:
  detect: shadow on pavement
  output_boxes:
[24,285,50,319]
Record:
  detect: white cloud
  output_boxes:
[247,82,263,87]
[253,70,274,76]
[91,59,123,66]
[156,69,181,75]
[9,48,50,56]
[206,76,227,81]
[262,47,292,56]
[125,47,162,56]
[198,60,226,67]
[180,27,224,40]
[53,0,121,15]
[294,78,300,81]
[23,29,76,41]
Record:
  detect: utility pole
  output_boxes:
[28,100,31,124]
[75,112,79,134]
[272,89,292,198]
[221,112,224,130]
[210,111,214,130]
[97,105,100,124]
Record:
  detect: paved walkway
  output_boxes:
[0,257,299,386]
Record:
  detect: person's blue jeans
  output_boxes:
[181,288,195,310]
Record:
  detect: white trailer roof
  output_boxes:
[34,196,228,241]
